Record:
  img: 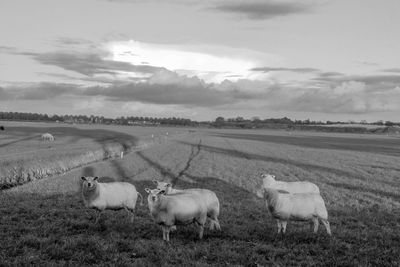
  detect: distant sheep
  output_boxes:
[260,173,320,194]
[258,187,331,235]
[153,180,221,231]
[81,176,143,223]
[41,133,55,142]
[145,188,208,241]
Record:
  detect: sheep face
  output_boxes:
[261,173,276,188]
[145,188,166,203]
[256,188,265,198]
[81,176,99,191]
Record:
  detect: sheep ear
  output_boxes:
[145,188,151,193]
[152,180,158,185]
[81,176,86,181]
[93,176,99,181]
[166,183,172,187]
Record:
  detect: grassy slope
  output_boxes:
[0,121,184,188]
[1,129,399,266]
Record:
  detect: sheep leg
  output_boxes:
[162,226,167,241]
[276,220,282,234]
[196,215,206,239]
[321,219,331,236]
[198,224,204,239]
[165,226,171,242]
[124,207,135,223]
[281,221,287,234]
[312,217,319,233]
[161,226,171,242]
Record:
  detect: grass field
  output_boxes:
[1,123,399,266]
[0,121,185,188]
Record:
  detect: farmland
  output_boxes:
[1,122,399,266]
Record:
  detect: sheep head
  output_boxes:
[81,176,99,191]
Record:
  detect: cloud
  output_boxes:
[318,71,344,77]
[0,86,12,100]
[210,1,313,20]
[0,83,81,101]
[382,68,400,73]
[250,67,319,73]
[5,46,166,79]
[0,46,17,53]
[31,51,165,77]
[55,37,95,46]
[315,73,400,87]
[83,81,237,107]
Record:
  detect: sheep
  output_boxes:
[81,176,143,223]
[260,173,320,194]
[145,188,208,242]
[153,180,221,231]
[258,187,331,235]
[41,133,55,142]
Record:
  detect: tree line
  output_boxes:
[0,111,196,127]
[0,111,398,129]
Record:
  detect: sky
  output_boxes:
[1,0,400,122]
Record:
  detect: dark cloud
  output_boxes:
[0,46,18,53]
[0,83,80,101]
[55,37,94,46]
[0,86,12,100]
[211,1,313,20]
[0,77,259,107]
[250,67,319,73]
[17,83,80,100]
[38,72,146,85]
[6,47,165,77]
[382,68,400,73]
[30,51,165,77]
[315,73,400,86]
[83,82,247,107]
[318,71,344,77]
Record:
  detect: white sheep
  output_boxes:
[81,176,143,223]
[153,180,221,231]
[145,188,208,242]
[41,133,55,142]
[257,187,331,235]
[260,173,320,194]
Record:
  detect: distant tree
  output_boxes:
[214,117,225,128]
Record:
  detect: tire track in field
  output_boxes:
[135,139,203,185]
[171,139,202,185]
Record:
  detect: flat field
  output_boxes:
[1,123,399,266]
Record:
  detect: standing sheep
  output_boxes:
[153,180,221,231]
[257,187,331,235]
[81,176,142,223]
[260,173,320,194]
[145,188,208,242]
[41,133,55,142]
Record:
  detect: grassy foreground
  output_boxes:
[1,128,399,266]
